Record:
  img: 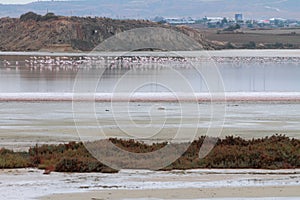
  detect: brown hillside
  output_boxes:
[0,13,215,52]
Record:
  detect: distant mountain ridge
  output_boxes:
[0,0,299,20]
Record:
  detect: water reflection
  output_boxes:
[0,58,300,93]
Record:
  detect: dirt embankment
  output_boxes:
[0,14,216,52]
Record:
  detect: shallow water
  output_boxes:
[0,101,300,150]
[0,60,300,93]
[0,52,300,149]
[1,51,300,199]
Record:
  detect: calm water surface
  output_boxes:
[0,52,300,149]
[0,61,300,93]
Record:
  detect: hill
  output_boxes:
[0,13,215,52]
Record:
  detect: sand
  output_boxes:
[1,168,299,200]
[41,186,300,200]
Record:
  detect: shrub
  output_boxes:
[243,41,256,49]
[0,135,299,172]
[41,12,59,21]
[20,12,42,22]
[223,24,240,31]
[274,42,284,49]
[20,12,59,22]
[0,148,31,168]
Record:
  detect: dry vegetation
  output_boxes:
[0,135,299,173]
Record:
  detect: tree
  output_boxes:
[223,24,240,31]
[221,17,228,25]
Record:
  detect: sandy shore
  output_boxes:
[1,168,299,199]
[41,186,300,200]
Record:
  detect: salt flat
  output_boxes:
[0,169,300,200]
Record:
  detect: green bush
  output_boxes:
[20,12,42,22]
[20,12,59,22]
[41,13,59,21]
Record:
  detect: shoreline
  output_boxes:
[40,186,300,200]
[1,49,300,58]
[1,168,299,200]
[1,92,300,102]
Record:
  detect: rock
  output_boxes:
[43,169,51,175]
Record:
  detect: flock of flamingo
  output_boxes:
[1,55,299,71]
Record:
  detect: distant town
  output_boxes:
[152,14,300,29]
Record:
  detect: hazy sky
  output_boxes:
[0,0,34,4]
